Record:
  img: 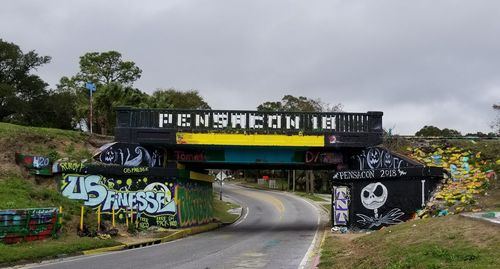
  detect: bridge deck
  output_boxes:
[115,107,384,148]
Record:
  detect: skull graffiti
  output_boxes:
[361,182,387,210]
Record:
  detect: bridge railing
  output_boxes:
[116,107,383,135]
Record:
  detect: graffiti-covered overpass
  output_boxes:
[56,106,444,232]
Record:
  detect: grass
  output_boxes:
[0,233,120,265]
[0,175,120,266]
[293,191,328,202]
[0,175,81,216]
[319,215,500,269]
[0,122,85,141]
[213,194,241,223]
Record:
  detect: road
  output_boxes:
[26,183,324,269]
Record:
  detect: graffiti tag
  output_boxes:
[61,175,176,215]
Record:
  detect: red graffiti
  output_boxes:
[175,151,205,161]
[305,151,343,164]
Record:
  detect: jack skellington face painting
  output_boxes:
[361,182,387,218]
[356,182,404,229]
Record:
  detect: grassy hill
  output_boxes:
[0,123,119,265]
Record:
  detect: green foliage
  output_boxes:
[92,83,149,134]
[47,150,61,163]
[257,95,341,112]
[415,125,462,137]
[148,89,211,109]
[127,223,138,234]
[0,39,59,126]
[75,51,142,86]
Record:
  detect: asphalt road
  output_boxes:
[25,183,323,269]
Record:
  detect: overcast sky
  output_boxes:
[1,0,499,134]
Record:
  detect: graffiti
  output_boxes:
[332,168,409,180]
[33,156,50,169]
[58,162,84,173]
[355,182,404,229]
[61,175,176,216]
[15,153,52,175]
[176,182,213,227]
[352,147,412,170]
[305,151,343,164]
[175,151,206,161]
[333,186,349,225]
[0,208,60,244]
[94,142,163,167]
[123,167,149,174]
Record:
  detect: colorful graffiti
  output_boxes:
[332,186,349,226]
[176,181,213,227]
[15,153,52,175]
[93,142,163,167]
[0,208,60,244]
[61,174,178,228]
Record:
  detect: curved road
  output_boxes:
[26,184,324,269]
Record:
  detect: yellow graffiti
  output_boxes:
[123,167,149,174]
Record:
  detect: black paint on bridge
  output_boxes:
[114,107,384,148]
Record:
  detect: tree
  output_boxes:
[148,89,211,109]
[75,51,142,86]
[61,51,144,134]
[93,83,149,134]
[415,126,461,137]
[0,39,53,124]
[257,95,342,112]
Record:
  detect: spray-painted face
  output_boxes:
[103,148,116,163]
[383,151,393,168]
[361,182,388,210]
[367,148,381,168]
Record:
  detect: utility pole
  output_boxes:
[310,170,315,194]
[305,170,310,193]
[85,82,96,134]
[287,170,290,191]
[292,170,296,192]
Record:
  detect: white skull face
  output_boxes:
[361,182,388,210]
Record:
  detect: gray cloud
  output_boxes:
[1,0,499,134]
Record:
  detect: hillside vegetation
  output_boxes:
[0,123,119,265]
